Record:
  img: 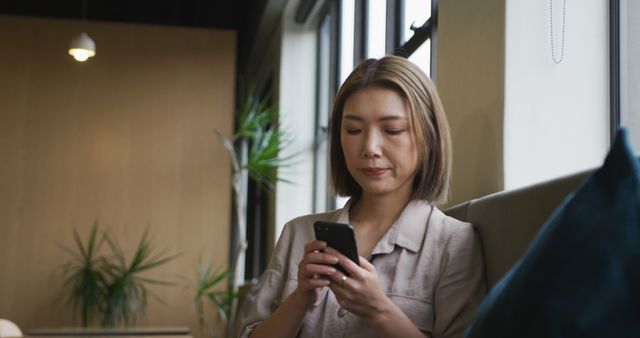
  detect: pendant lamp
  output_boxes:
[68,32,95,62]
[69,0,95,62]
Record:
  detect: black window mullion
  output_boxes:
[386,0,404,54]
[394,19,431,58]
[330,0,341,96]
[354,0,367,63]
[610,0,621,142]
[430,0,439,81]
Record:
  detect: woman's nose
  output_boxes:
[362,130,382,158]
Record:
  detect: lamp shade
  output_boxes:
[68,32,96,62]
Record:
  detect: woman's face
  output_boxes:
[341,86,419,200]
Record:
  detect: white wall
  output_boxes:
[503,0,610,189]
[275,0,317,238]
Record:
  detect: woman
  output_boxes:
[238,55,486,338]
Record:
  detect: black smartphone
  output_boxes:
[313,221,360,276]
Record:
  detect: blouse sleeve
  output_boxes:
[432,223,487,338]
[236,221,296,338]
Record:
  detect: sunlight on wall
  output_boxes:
[503,0,609,190]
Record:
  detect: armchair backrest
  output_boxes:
[445,169,593,289]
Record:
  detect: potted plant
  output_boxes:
[192,259,233,338]
[59,222,177,327]
[100,228,177,326]
[204,88,295,337]
[59,222,108,327]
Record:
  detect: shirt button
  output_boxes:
[338,308,347,317]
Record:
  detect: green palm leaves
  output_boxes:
[60,222,108,327]
[101,228,178,327]
[215,92,295,189]
[193,259,235,338]
[208,89,296,337]
[59,223,177,327]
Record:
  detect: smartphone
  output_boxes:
[313,221,360,276]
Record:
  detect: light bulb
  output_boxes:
[69,48,95,62]
[68,32,96,62]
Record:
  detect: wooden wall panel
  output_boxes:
[0,15,235,336]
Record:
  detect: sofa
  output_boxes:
[444,168,592,289]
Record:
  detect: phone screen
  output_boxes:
[313,221,360,276]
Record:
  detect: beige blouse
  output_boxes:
[238,200,486,338]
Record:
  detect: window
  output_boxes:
[616,0,640,150]
[243,78,274,281]
[313,1,340,213]
[314,0,436,212]
[340,0,355,83]
[367,0,387,58]
[404,0,431,75]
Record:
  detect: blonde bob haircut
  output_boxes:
[330,55,452,203]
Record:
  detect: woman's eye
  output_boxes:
[346,129,361,135]
[385,129,405,135]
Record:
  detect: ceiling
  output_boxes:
[0,0,254,30]
[0,0,288,76]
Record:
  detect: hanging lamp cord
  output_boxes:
[550,0,567,64]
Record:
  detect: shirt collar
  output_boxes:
[334,198,433,255]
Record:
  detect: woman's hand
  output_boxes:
[294,240,339,306]
[248,241,340,338]
[325,247,393,322]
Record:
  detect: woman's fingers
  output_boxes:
[301,242,339,267]
[323,247,364,279]
[305,251,339,266]
[301,263,337,277]
[321,251,388,318]
[297,240,340,290]
[304,240,327,253]
[358,256,376,272]
[328,275,346,294]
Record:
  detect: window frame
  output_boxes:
[313,0,438,212]
[394,0,438,78]
[610,0,621,142]
[313,0,342,213]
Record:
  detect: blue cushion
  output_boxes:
[465,128,640,338]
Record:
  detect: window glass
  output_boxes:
[366,0,387,58]
[403,0,431,43]
[620,0,640,151]
[409,39,431,76]
[334,0,435,209]
[341,0,355,83]
[335,0,355,209]
[314,14,331,213]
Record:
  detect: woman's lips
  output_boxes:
[360,168,388,176]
